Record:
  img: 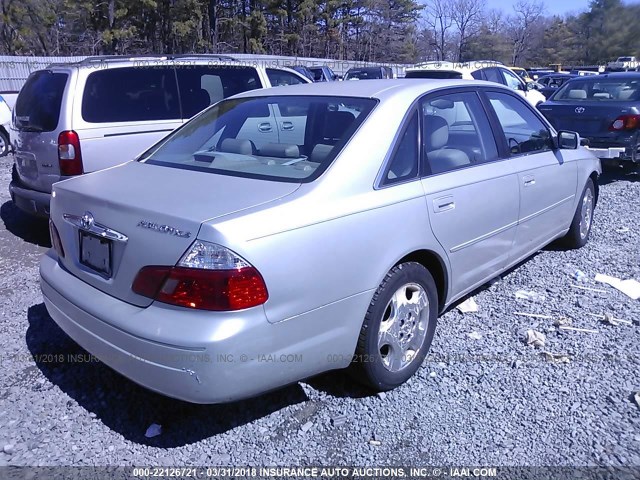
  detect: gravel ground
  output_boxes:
[0,153,639,469]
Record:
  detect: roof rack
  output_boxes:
[47,53,238,68]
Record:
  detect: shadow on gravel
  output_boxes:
[25,303,308,447]
[598,168,638,186]
[306,370,375,399]
[0,201,51,247]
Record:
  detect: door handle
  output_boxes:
[433,195,455,213]
[523,175,536,186]
[258,122,272,133]
[281,121,294,131]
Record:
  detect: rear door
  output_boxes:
[484,89,577,258]
[420,89,520,298]
[73,65,183,173]
[12,69,71,192]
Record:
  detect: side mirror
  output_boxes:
[557,130,579,149]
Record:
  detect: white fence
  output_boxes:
[0,54,410,92]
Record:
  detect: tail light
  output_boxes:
[58,130,83,175]
[609,114,640,131]
[132,241,268,311]
[49,220,65,258]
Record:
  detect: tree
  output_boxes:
[450,0,485,62]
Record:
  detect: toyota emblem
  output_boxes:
[80,211,94,230]
[575,107,585,114]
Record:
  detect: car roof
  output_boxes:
[230,78,504,101]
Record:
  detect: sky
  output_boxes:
[485,0,592,17]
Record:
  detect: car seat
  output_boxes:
[424,115,470,174]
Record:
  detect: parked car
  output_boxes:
[287,65,315,82]
[41,79,600,404]
[344,66,393,80]
[9,55,311,217]
[535,73,577,99]
[0,94,11,156]
[308,65,338,82]
[537,72,640,171]
[606,56,639,72]
[404,61,546,107]
[527,68,555,81]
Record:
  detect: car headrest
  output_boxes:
[424,115,449,150]
[592,92,611,99]
[310,144,334,164]
[567,89,587,99]
[259,143,300,158]
[324,111,355,140]
[219,138,255,155]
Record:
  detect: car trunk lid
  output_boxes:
[50,161,300,307]
[538,102,635,136]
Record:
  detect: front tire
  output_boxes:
[350,262,438,391]
[562,178,595,249]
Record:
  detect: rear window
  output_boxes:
[405,70,463,79]
[553,78,640,101]
[15,71,68,132]
[82,67,180,122]
[140,95,377,183]
[344,68,382,80]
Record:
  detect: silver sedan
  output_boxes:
[41,79,601,403]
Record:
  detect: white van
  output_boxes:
[9,55,310,217]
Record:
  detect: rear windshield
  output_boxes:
[82,66,263,122]
[405,70,463,79]
[553,77,640,101]
[15,71,68,132]
[140,95,377,183]
[344,68,382,80]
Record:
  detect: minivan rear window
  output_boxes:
[82,67,180,123]
[15,71,68,132]
[140,95,377,183]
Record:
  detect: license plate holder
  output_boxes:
[80,232,112,277]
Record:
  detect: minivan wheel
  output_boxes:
[350,262,438,391]
[0,130,9,157]
[562,178,595,249]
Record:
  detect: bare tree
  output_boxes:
[451,0,485,61]
[507,0,545,66]
[423,0,453,61]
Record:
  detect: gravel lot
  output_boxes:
[0,153,639,469]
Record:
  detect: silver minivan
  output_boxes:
[9,55,310,217]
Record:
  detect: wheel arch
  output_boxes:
[395,249,449,313]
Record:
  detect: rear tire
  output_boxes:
[0,129,9,157]
[349,262,438,391]
[562,178,595,249]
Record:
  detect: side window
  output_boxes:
[421,91,498,175]
[266,69,306,86]
[471,70,485,80]
[82,67,180,122]
[382,112,419,185]
[482,68,504,85]
[487,91,554,156]
[502,68,524,91]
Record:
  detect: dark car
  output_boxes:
[535,73,578,99]
[288,65,315,82]
[308,65,337,82]
[537,72,640,171]
[344,66,393,80]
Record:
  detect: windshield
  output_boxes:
[140,95,377,183]
[553,78,640,101]
[15,70,68,132]
[345,68,382,80]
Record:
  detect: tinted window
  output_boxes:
[471,70,485,80]
[309,68,325,81]
[405,70,463,79]
[482,68,503,84]
[82,67,180,122]
[487,91,553,156]
[422,92,498,174]
[383,112,419,185]
[176,66,262,118]
[15,71,68,132]
[553,77,640,101]
[141,96,376,183]
[266,69,306,86]
[344,68,382,80]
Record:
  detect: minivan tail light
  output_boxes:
[58,130,83,175]
[609,114,640,131]
[132,241,268,311]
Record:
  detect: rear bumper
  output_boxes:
[9,180,51,217]
[39,251,367,404]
